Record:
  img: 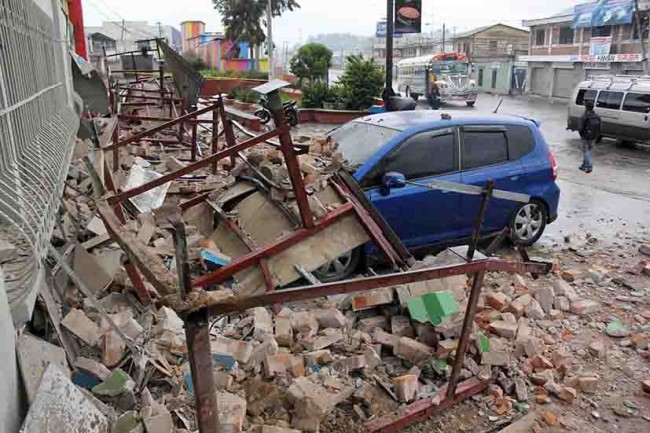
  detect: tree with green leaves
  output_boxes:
[212,0,300,47]
[339,55,384,110]
[289,43,333,86]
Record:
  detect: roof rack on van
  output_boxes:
[586,75,650,90]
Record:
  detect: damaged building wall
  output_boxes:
[0,0,81,324]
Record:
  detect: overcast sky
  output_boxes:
[83,0,584,44]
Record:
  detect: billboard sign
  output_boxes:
[395,0,422,34]
[376,20,403,38]
[572,1,635,29]
[589,36,612,55]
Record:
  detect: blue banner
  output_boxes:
[572,1,635,29]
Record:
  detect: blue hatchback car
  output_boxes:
[313,111,560,281]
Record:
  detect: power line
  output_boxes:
[84,0,160,41]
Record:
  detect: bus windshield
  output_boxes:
[431,61,469,75]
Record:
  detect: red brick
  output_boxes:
[393,374,419,403]
[486,292,512,311]
[394,337,434,363]
[489,321,518,339]
[570,300,600,316]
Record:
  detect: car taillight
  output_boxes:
[548,151,558,180]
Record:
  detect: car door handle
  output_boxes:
[510,176,520,181]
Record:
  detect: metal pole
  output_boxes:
[385,0,395,97]
[635,0,649,73]
[442,23,446,52]
[467,180,495,261]
[267,0,274,79]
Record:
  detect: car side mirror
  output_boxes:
[380,172,406,196]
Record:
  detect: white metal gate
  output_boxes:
[0,0,79,318]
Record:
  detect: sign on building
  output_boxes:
[572,0,635,29]
[589,36,612,56]
[394,0,422,34]
[376,20,403,38]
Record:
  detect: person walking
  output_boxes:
[578,100,601,173]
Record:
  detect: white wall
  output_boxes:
[0,267,23,433]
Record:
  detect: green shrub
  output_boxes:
[182,51,207,71]
[201,69,269,80]
[339,55,384,110]
[229,87,260,103]
[301,81,330,108]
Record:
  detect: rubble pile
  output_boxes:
[16,100,650,433]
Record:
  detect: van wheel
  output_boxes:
[312,248,362,282]
[427,95,441,110]
[509,200,548,246]
[411,93,420,102]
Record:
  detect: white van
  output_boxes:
[567,75,650,144]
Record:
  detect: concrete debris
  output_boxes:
[17,333,70,405]
[61,308,102,346]
[217,391,246,433]
[21,364,109,433]
[393,374,419,403]
[92,368,135,397]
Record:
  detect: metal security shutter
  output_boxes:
[530,68,546,96]
[553,69,576,98]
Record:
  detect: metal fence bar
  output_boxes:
[0,0,79,317]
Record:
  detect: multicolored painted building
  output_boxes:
[180,20,268,72]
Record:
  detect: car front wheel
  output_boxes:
[509,200,548,246]
[312,247,362,282]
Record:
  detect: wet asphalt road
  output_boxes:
[416,94,650,246]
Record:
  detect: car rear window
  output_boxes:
[507,125,536,160]
[462,130,508,170]
[576,89,598,106]
[596,91,624,110]
[622,92,650,113]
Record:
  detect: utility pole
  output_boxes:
[442,23,446,52]
[634,0,649,73]
[157,21,162,39]
[267,0,274,79]
[385,0,395,101]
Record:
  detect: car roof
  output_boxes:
[353,111,537,132]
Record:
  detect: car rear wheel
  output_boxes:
[312,247,362,282]
[509,200,547,246]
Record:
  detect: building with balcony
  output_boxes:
[453,24,529,94]
[521,2,650,98]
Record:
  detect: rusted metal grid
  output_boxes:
[95,71,551,432]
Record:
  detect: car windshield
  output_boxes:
[431,61,469,75]
[328,121,402,167]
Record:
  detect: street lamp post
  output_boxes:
[384,0,395,103]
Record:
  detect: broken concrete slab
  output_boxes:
[304,350,335,366]
[211,336,254,364]
[112,411,143,433]
[102,330,127,368]
[249,307,273,341]
[352,288,394,311]
[74,357,112,381]
[305,329,344,351]
[217,391,246,433]
[313,309,346,328]
[92,369,135,397]
[264,353,305,377]
[357,316,389,333]
[16,333,71,405]
[21,364,109,433]
[394,336,434,363]
[393,374,418,403]
[274,309,294,347]
[73,244,112,296]
[290,311,319,338]
[489,321,518,339]
[61,308,102,346]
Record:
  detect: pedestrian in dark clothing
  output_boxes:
[578,100,601,173]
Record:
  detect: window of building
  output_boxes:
[558,27,574,44]
[596,91,624,109]
[592,26,612,37]
[489,40,498,51]
[491,70,498,89]
[478,69,484,86]
[623,92,650,113]
[632,14,650,40]
[462,130,508,170]
[576,89,598,106]
[534,29,546,46]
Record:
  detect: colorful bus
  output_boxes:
[396,52,477,108]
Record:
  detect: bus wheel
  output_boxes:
[411,93,419,102]
[427,95,441,109]
[466,101,475,107]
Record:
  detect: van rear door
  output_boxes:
[618,92,650,143]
